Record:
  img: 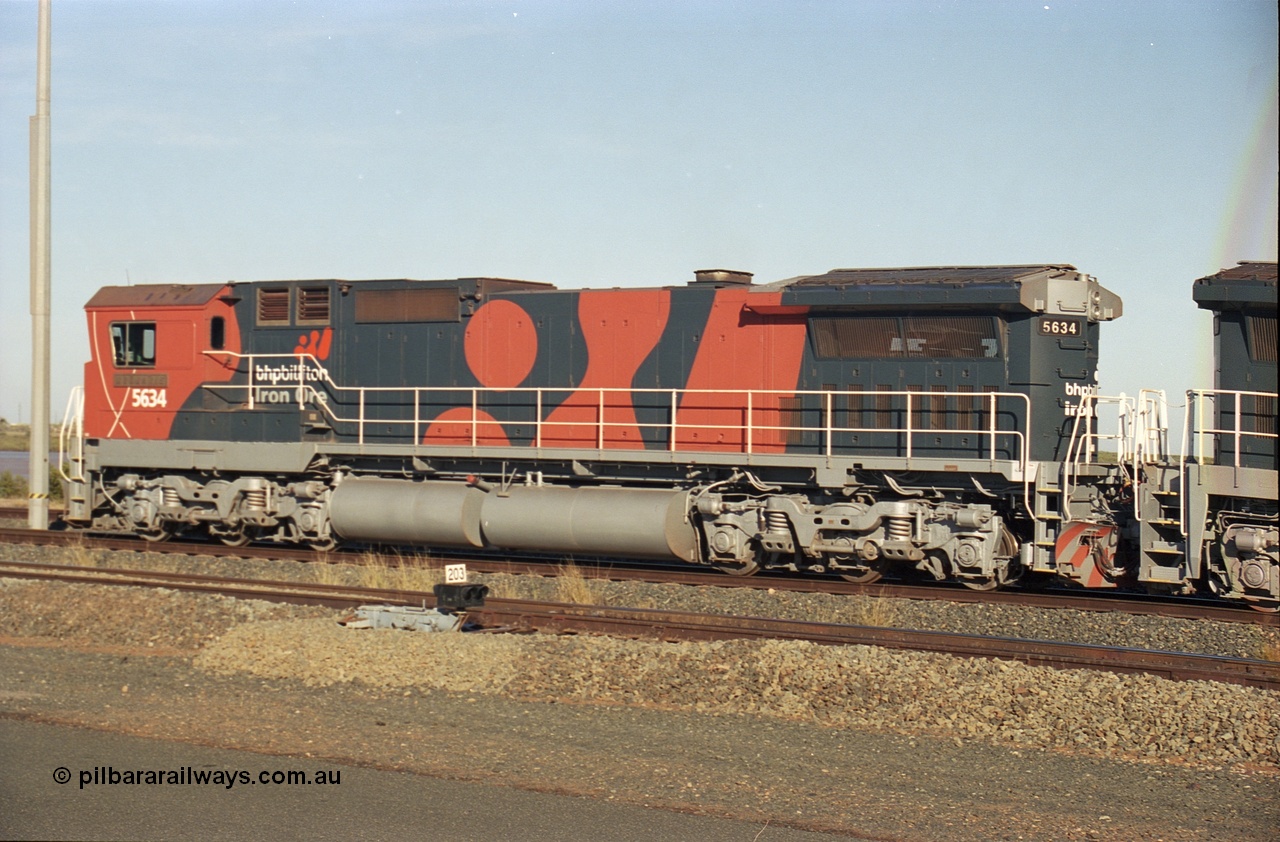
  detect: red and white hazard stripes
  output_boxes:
[1055,520,1120,589]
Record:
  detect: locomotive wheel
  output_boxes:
[139,527,171,543]
[963,526,1021,591]
[308,537,339,553]
[713,558,760,577]
[1248,601,1279,614]
[211,527,252,548]
[838,568,883,584]
[962,564,1015,592]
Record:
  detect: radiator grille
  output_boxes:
[356,288,460,323]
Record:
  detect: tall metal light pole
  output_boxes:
[28,0,51,529]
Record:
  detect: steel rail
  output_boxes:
[0,524,1273,627]
[477,602,1280,690]
[0,558,1276,691]
[0,507,60,521]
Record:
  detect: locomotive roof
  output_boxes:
[779,264,1080,287]
[84,277,556,308]
[769,264,1121,320]
[1206,261,1279,282]
[241,277,557,291]
[82,266,1125,321]
[1193,261,1278,311]
[86,283,228,308]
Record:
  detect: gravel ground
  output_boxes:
[5,644,1275,841]
[2,539,1279,839]
[195,617,1280,769]
[0,561,1277,770]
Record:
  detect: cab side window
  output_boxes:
[110,322,156,367]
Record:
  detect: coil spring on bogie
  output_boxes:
[886,515,912,541]
[162,487,180,508]
[765,509,789,534]
[244,487,268,511]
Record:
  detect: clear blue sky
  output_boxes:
[1,0,1276,427]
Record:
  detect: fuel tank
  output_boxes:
[329,477,699,562]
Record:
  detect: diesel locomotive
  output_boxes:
[58,262,1278,608]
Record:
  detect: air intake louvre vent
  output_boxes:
[257,288,290,325]
[298,286,331,324]
[1250,315,1277,363]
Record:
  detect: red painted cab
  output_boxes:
[82,284,241,440]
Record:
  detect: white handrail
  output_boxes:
[202,350,1033,473]
[1181,388,1278,467]
[58,386,85,483]
[1131,389,1168,523]
[1175,388,1278,539]
[1063,393,1134,504]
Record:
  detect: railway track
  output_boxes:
[1,556,1276,690]
[1,521,1274,627]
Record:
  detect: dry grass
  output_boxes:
[310,560,353,588]
[358,550,444,594]
[1259,632,1280,663]
[305,553,514,602]
[63,536,106,570]
[553,558,606,605]
[840,591,901,628]
[478,577,512,600]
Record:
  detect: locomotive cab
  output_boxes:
[80,284,241,442]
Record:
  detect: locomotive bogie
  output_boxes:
[741,493,1014,583]
[1213,522,1279,607]
[76,467,335,548]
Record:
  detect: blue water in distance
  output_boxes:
[0,452,62,480]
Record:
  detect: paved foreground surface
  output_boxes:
[0,718,848,842]
[0,641,1276,841]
